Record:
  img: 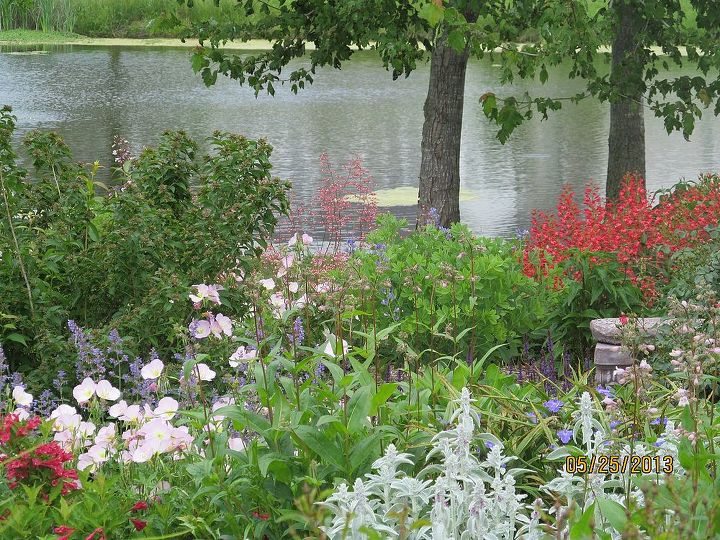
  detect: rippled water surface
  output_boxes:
[2,45,719,236]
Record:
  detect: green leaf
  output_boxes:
[370,383,398,416]
[349,431,382,472]
[293,426,345,470]
[5,332,27,346]
[347,386,372,432]
[569,501,596,540]
[418,3,444,26]
[447,30,465,52]
[596,497,627,531]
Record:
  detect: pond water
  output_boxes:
[1,44,719,237]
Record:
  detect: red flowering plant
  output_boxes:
[522,173,720,357]
[524,173,720,302]
[0,413,79,500]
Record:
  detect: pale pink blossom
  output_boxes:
[95,380,121,401]
[195,363,216,381]
[73,377,97,404]
[189,284,224,305]
[228,438,246,452]
[214,313,233,337]
[259,278,275,290]
[120,404,143,423]
[12,386,32,407]
[108,400,128,418]
[141,359,164,380]
[95,424,116,447]
[229,346,257,367]
[154,397,179,421]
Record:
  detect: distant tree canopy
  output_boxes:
[180,0,720,223]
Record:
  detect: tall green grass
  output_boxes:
[0,0,245,37]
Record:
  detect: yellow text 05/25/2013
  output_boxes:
[563,455,674,475]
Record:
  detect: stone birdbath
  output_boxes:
[590,317,666,384]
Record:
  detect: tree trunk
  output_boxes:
[417,34,469,228]
[606,2,646,201]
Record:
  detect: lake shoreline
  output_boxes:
[0,30,688,56]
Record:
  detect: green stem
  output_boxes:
[0,169,34,318]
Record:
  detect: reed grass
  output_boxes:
[0,0,246,37]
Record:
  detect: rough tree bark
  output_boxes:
[606,1,646,201]
[417,33,470,228]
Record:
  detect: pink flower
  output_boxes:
[195,363,216,381]
[189,284,224,305]
[141,359,164,380]
[259,278,275,290]
[73,378,97,404]
[229,346,257,368]
[190,318,211,339]
[95,380,121,401]
[213,314,233,337]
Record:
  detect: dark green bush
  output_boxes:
[0,106,289,381]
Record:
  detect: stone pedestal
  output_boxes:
[590,317,665,384]
[594,343,633,384]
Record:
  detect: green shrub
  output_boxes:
[0,106,289,380]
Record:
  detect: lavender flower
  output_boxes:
[543,399,564,413]
[557,429,573,445]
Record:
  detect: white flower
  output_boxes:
[108,400,128,418]
[189,284,224,305]
[214,313,233,337]
[130,443,155,463]
[315,282,331,293]
[73,377,97,404]
[288,233,299,247]
[95,424,116,447]
[196,363,216,381]
[12,386,32,407]
[13,407,30,420]
[259,278,275,290]
[141,359,164,380]
[120,404,143,422]
[288,282,300,294]
[140,418,174,453]
[229,346,257,367]
[228,437,246,452]
[302,233,313,245]
[323,335,349,357]
[95,380,121,401]
[154,397,179,420]
[281,254,294,269]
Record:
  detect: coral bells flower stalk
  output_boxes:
[315,153,377,248]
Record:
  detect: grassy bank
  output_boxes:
[0,29,283,49]
[0,0,251,38]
